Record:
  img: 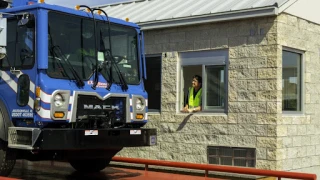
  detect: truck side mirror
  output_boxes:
[18,14,35,28]
[17,74,30,107]
[0,1,8,9]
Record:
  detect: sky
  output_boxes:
[45,0,133,8]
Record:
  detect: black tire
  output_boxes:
[69,158,111,173]
[0,100,16,176]
[0,140,16,176]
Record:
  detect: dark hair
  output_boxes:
[193,75,202,84]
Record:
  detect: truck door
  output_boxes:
[0,15,36,119]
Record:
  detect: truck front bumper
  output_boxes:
[8,127,157,150]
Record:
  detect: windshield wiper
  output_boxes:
[93,8,128,91]
[110,55,128,91]
[48,26,84,87]
[100,49,128,91]
[98,46,112,90]
[79,5,99,90]
[51,46,85,87]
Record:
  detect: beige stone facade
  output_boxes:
[277,14,320,175]
[117,13,320,176]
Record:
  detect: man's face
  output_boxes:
[192,78,201,88]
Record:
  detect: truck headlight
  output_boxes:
[54,93,64,107]
[51,90,70,120]
[135,98,144,111]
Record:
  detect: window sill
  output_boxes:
[282,112,305,117]
[148,111,161,115]
[176,112,227,116]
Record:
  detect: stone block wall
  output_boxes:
[117,14,320,176]
[118,16,284,171]
[276,13,320,176]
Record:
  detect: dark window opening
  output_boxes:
[144,56,161,111]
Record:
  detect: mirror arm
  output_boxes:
[17,13,35,27]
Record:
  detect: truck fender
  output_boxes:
[0,100,12,141]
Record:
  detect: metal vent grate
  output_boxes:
[8,128,32,146]
[207,146,256,167]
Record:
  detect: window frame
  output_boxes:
[179,50,228,113]
[282,47,305,115]
[145,54,162,113]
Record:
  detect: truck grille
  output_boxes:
[76,95,126,121]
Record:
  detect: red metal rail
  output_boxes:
[112,156,317,180]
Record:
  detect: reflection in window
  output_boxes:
[47,12,140,84]
[282,51,301,111]
[1,19,35,69]
[205,66,225,110]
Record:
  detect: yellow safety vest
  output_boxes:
[188,87,202,107]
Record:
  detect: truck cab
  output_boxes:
[0,0,156,176]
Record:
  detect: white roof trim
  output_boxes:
[95,0,291,30]
[139,6,278,30]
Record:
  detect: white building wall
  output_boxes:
[284,0,320,25]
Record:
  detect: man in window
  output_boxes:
[181,75,202,113]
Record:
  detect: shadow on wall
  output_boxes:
[176,114,192,131]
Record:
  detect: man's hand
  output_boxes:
[180,107,189,113]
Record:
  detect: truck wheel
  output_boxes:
[0,140,16,176]
[69,158,111,173]
[0,100,16,176]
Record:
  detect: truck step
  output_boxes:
[8,127,41,150]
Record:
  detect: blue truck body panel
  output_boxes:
[0,2,148,127]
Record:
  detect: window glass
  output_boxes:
[205,66,225,110]
[282,50,301,111]
[208,146,256,167]
[47,12,140,84]
[1,19,35,69]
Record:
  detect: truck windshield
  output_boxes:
[47,11,140,84]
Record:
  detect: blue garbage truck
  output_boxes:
[0,0,156,176]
